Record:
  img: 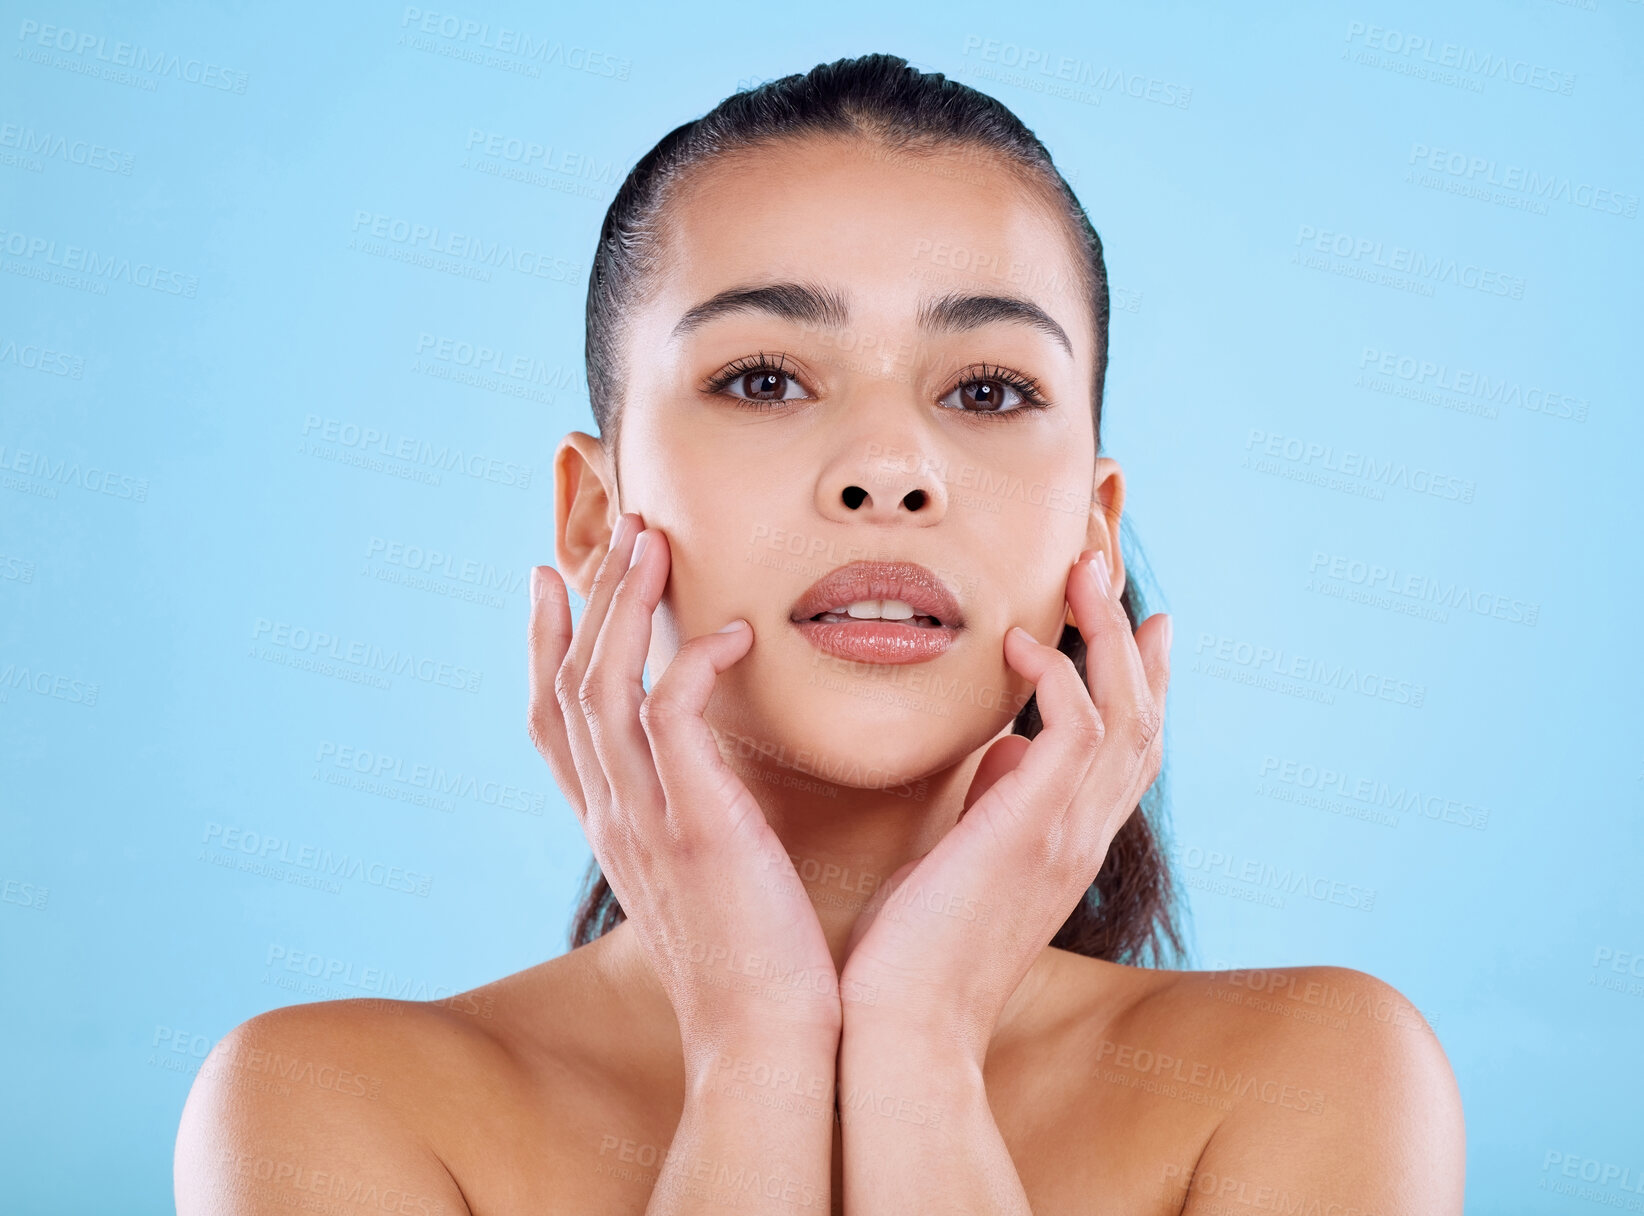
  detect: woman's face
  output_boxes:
[577,135,1119,788]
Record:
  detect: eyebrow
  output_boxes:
[668,280,1073,359]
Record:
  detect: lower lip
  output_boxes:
[791,619,960,665]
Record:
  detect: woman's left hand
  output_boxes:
[837,548,1172,1062]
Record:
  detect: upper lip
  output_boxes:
[790,561,965,628]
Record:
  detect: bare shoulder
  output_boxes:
[174,941,657,1215]
[173,995,490,1214]
[1144,963,1466,1212]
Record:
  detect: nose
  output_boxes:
[818,443,950,526]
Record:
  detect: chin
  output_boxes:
[714,657,1020,793]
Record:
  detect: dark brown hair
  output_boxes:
[569,52,1186,968]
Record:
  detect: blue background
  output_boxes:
[2,1,1640,1210]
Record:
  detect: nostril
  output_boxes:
[903,489,926,510]
[842,485,868,509]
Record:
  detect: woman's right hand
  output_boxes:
[527,512,842,1065]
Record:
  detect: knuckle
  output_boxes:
[637,690,678,733]
[553,661,580,710]
[526,709,550,755]
[636,692,661,732]
[576,668,610,714]
[1070,706,1105,750]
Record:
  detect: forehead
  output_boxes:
[635,136,1094,364]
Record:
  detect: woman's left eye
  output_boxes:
[939,375,1038,415]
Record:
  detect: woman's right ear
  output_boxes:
[553,432,620,602]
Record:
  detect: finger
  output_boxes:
[990,625,1151,883]
[562,511,642,694]
[640,615,758,846]
[1064,550,1147,715]
[527,564,588,822]
[1065,609,1172,852]
[554,512,642,819]
[965,627,1103,847]
[961,734,1031,816]
[580,525,675,825]
[1136,612,1172,787]
[1065,550,1160,780]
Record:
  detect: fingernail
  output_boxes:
[1162,614,1173,652]
[628,529,650,570]
[1091,551,1112,599]
[531,567,545,606]
[716,618,748,633]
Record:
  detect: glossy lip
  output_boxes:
[792,618,960,665]
[789,561,965,628]
[789,560,964,667]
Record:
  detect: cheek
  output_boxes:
[646,529,748,659]
[991,504,1088,628]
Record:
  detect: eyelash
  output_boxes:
[701,352,1052,418]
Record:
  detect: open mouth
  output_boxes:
[805,600,946,628]
[789,564,964,665]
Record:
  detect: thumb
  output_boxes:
[843,852,925,959]
[962,733,1032,817]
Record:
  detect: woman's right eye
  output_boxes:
[707,357,814,408]
[725,369,809,403]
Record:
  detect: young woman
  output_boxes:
[176,53,1465,1214]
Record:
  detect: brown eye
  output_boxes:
[950,379,1019,412]
[730,369,806,402]
[706,355,814,409]
[938,366,1047,415]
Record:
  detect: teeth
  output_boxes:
[843,598,915,621]
[813,599,937,625]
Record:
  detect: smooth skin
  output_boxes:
[175,136,1465,1214]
